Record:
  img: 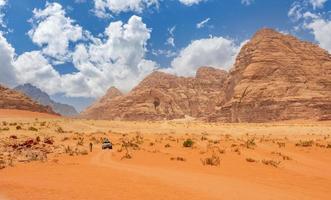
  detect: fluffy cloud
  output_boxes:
[166,37,244,77]
[0,1,157,98]
[0,32,17,86]
[68,15,158,96]
[13,51,62,94]
[178,0,205,6]
[93,0,159,17]
[28,2,83,62]
[304,15,331,52]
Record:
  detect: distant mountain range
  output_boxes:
[14,84,78,116]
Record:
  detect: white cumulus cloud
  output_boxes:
[28,2,83,63]
[13,51,63,94]
[0,32,17,86]
[304,15,331,52]
[93,0,159,17]
[165,37,245,77]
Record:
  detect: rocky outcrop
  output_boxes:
[14,84,78,117]
[82,28,331,122]
[211,28,331,122]
[0,85,58,115]
[81,67,228,120]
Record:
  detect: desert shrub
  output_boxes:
[9,122,17,126]
[277,142,286,148]
[2,121,7,126]
[233,148,241,155]
[245,138,256,149]
[40,121,46,126]
[327,144,331,148]
[44,137,54,145]
[16,125,22,130]
[201,154,220,166]
[28,127,38,132]
[164,143,171,148]
[9,135,17,139]
[262,159,281,168]
[201,136,208,141]
[56,127,65,133]
[77,137,84,146]
[246,158,257,162]
[296,140,314,147]
[1,127,9,131]
[170,157,186,161]
[183,139,194,147]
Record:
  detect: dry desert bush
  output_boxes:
[262,159,281,168]
[246,158,258,163]
[201,154,220,166]
[296,140,314,147]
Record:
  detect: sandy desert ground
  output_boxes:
[0,109,331,200]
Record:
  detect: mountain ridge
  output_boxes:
[14,84,78,117]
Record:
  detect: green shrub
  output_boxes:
[183,139,194,147]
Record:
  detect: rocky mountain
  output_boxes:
[14,84,78,117]
[82,28,331,122]
[81,67,228,120]
[210,28,331,122]
[0,84,57,115]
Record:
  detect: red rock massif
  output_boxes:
[0,85,58,115]
[82,28,331,122]
[81,67,228,120]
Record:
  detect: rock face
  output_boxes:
[0,85,57,115]
[14,84,78,117]
[82,28,331,122]
[81,67,228,120]
[211,28,331,122]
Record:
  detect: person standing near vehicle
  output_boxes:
[89,142,93,152]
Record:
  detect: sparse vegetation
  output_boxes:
[28,127,38,132]
[183,139,194,147]
[246,158,257,162]
[295,140,314,147]
[262,159,281,168]
[170,157,186,161]
[201,154,220,166]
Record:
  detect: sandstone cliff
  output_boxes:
[81,67,228,120]
[82,28,331,122]
[211,28,331,122]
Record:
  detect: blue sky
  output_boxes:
[0,0,331,111]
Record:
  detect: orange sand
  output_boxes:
[0,112,331,199]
